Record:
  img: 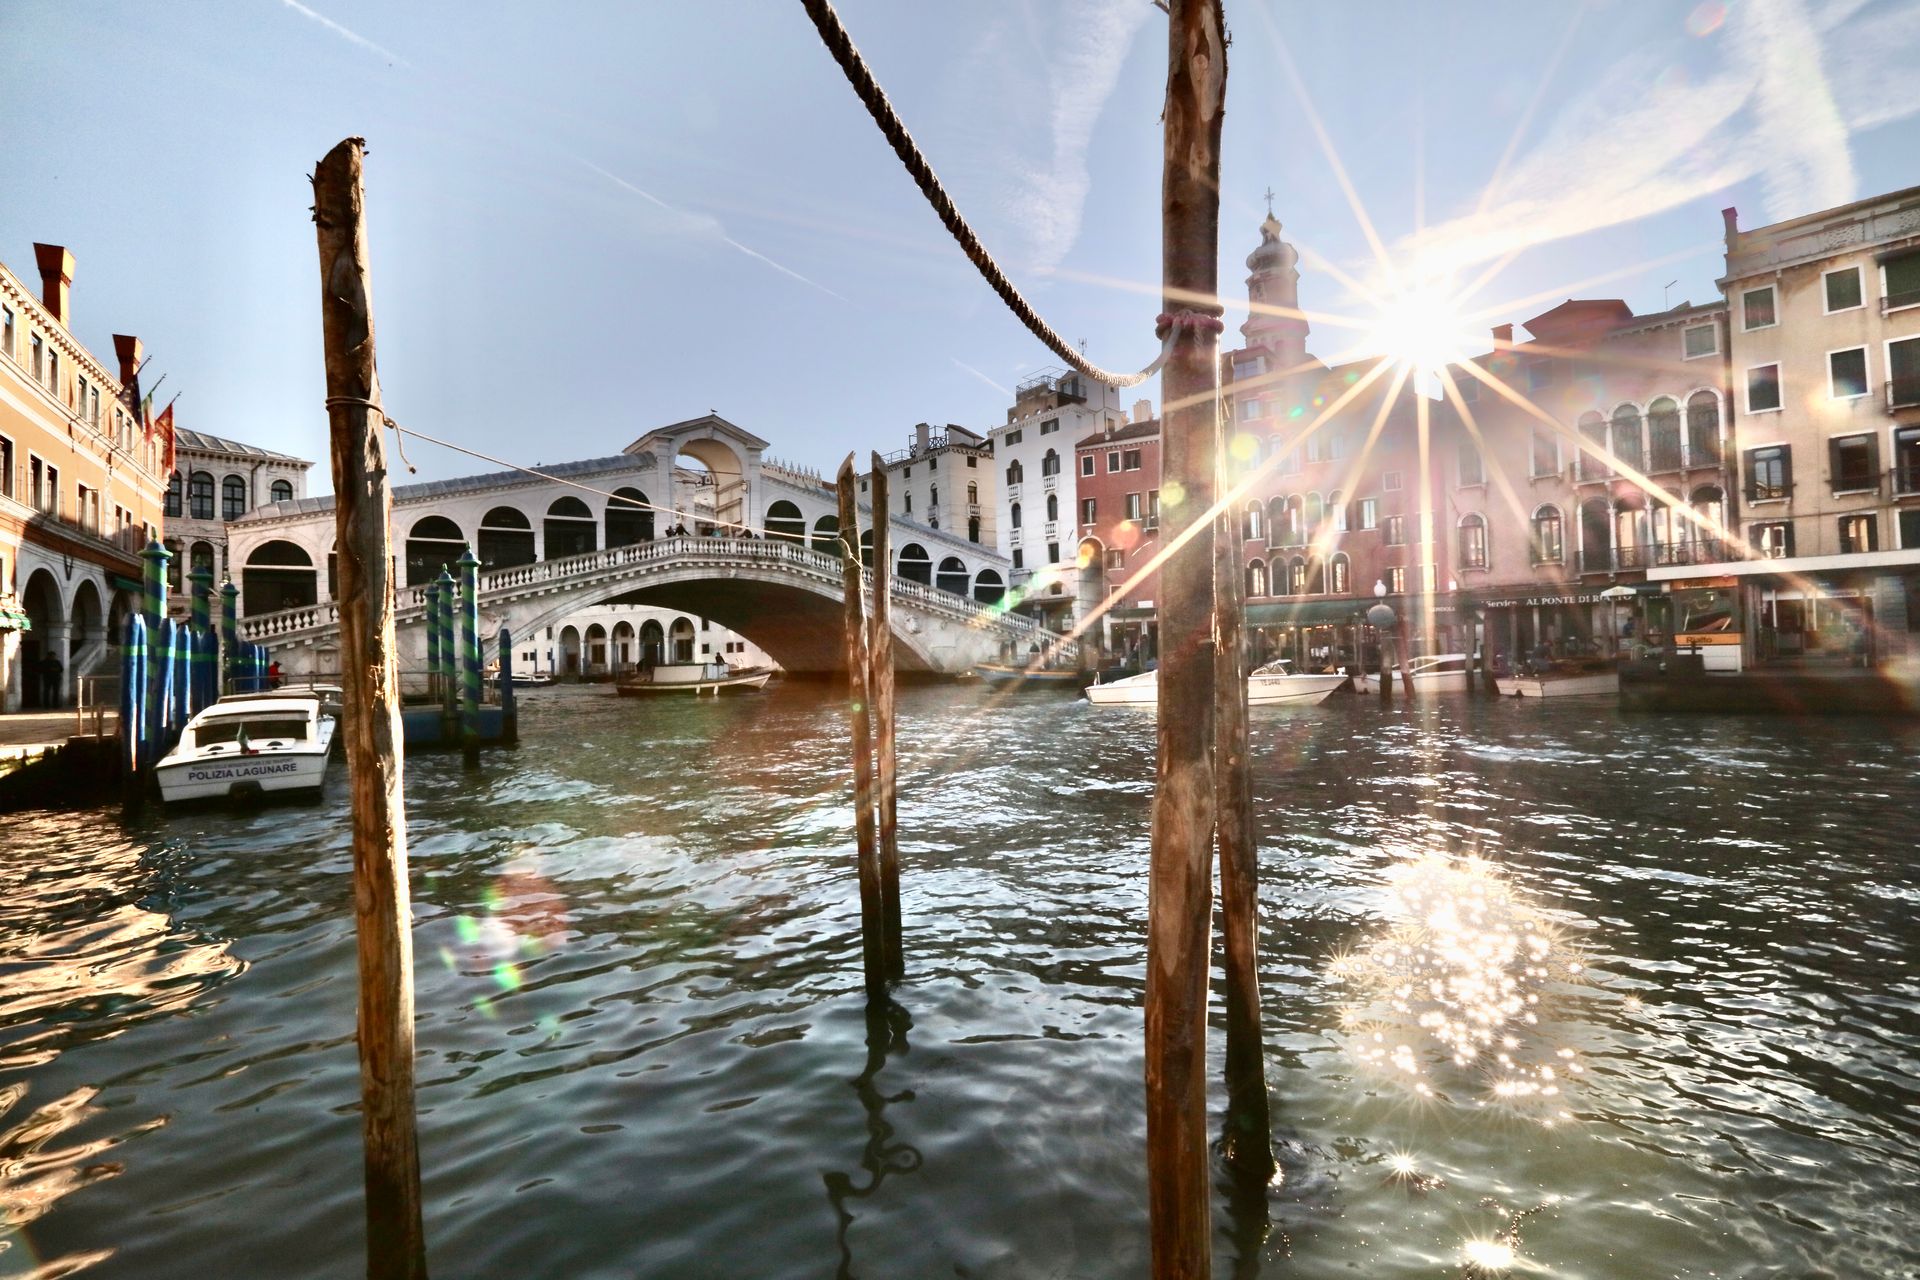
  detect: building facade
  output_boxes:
[162,428,314,605]
[1,243,167,710]
[1073,403,1160,659]
[1651,190,1920,667]
[516,601,774,678]
[989,368,1127,628]
[863,421,998,553]
[1436,298,1738,669]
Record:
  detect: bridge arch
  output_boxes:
[810,514,840,555]
[897,543,931,585]
[973,569,1004,605]
[405,515,466,586]
[545,497,597,559]
[639,619,664,666]
[935,555,969,597]
[244,540,317,616]
[668,616,696,663]
[766,500,806,543]
[479,506,535,569]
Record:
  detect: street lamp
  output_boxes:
[1367,579,1396,699]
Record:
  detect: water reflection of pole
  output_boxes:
[822,1001,920,1280]
[836,455,888,999]
[1370,582,1396,705]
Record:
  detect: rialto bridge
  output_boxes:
[225,415,1064,676]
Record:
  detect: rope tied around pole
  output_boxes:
[801,0,1161,390]
[1155,310,1226,339]
[325,395,419,475]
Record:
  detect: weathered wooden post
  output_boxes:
[312,135,429,1280]
[1146,2,1227,1273]
[1397,616,1415,696]
[457,545,482,767]
[867,454,903,981]
[1214,438,1274,1185]
[836,455,888,1000]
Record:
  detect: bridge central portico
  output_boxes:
[226,414,1055,675]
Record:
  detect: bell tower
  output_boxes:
[1240,199,1309,369]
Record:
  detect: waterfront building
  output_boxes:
[1223,213,1457,670]
[1644,189,1920,668]
[1072,400,1160,660]
[162,429,314,603]
[988,368,1128,630]
[1435,298,1738,669]
[0,243,167,710]
[860,421,1001,598]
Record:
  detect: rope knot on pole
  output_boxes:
[1154,310,1226,339]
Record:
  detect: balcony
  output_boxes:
[1005,483,1022,502]
[1896,464,1920,496]
[1888,377,1920,411]
[1881,288,1920,315]
[1043,521,1059,541]
[1579,539,1730,574]
[1042,473,1059,493]
[967,502,981,517]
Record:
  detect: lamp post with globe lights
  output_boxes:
[1368,579,1396,703]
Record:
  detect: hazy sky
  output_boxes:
[4,1,1917,492]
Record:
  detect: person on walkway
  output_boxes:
[267,660,283,689]
[40,654,62,708]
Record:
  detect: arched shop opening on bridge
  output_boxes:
[546,497,597,559]
[405,515,466,585]
[244,540,318,615]
[478,506,536,569]
[607,488,654,548]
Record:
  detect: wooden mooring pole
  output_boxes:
[313,136,429,1280]
[1214,447,1275,1185]
[867,455,904,981]
[1147,2,1227,1274]
[836,456,888,1000]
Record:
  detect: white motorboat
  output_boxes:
[1494,670,1619,698]
[156,690,339,804]
[1354,653,1473,694]
[1085,659,1347,707]
[616,661,772,697]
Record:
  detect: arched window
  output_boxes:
[1284,495,1304,546]
[478,506,535,569]
[1245,501,1264,542]
[765,499,806,543]
[585,623,607,672]
[669,617,696,663]
[1288,557,1307,595]
[1609,403,1644,473]
[404,515,466,586]
[967,482,978,506]
[1648,397,1682,471]
[189,541,216,582]
[165,472,183,518]
[1045,493,1059,522]
[544,496,596,559]
[1688,485,1725,556]
[639,619,665,666]
[1531,505,1564,565]
[270,479,294,503]
[935,556,970,596]
[1041,449,1060,477]
[242,539,317,616]
[811,514,841,556]
[188,471,215,520]
[221,475,247,520]
[897,543,932,585]
[1265,496,1287,547]
[1458,513,1488,569]
[1578,411,1608,482]
[1329,553,1350,594]
[1006,459,1024,485]
[859,529,873,568]
[606,488,655,546]
[1307,558,1325,594]
[973,568,1005,604]
[1245,558,1267,598]
[1579,498,1610,572]
[1330,490,1347,532]
[1304,492,1324,535]
[1686,391,1721,465]
[1010,502,1023,529]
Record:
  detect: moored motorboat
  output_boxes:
[1354,653,1472,694]
[156,690,338,804]
[616,661,771,696]
[1494,670,1619,698]
[1086,659,1346,707]
[973,662,1092,689]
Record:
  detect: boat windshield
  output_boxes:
[197,718,309,744]
[1251,660,1295,676]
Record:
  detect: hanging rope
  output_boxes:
[800,0,1180,389]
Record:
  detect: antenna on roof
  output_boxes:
[1663,279,1679,309]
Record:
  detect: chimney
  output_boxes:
[113,334,143,388]
[915,422,931,454]
[1132,398,1152,423]
[33,244,74,327]
[1722,205,1739,248]
[1491,323,1513,347]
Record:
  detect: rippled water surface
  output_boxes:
[3,683,1918,1278]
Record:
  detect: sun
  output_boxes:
[1363,279,1479,382]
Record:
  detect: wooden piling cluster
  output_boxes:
[835,457,904,999]
[312,136,428,1280]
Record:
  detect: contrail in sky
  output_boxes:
[580,160,848,303]
[950,358,1010,397]
[278,0,410,67]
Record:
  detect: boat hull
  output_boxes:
[156,748,333,803]
[1495,672,1619,698]
[1087,669,1347,706]
[616,670,771,696]
[974,663,1092,689]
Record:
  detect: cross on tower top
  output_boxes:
[1263,186,1275,217]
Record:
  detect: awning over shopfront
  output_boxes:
[0,595,31,632]
[1246,596,1457,627]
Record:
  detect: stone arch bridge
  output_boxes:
[240,535,1063,676]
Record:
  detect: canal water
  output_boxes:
[3,684,1917,1278]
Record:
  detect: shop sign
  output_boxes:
[1669,577,1738,590]
[1481,590,1609,609]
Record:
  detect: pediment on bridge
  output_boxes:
[623,414,770,458]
